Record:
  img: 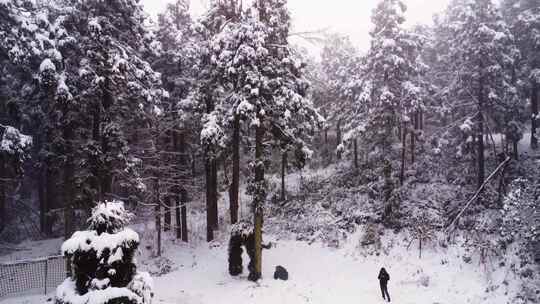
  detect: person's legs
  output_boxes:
[380,282,386,300]
[383,284,391,302]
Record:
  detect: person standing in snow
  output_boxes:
[378,267,391,302]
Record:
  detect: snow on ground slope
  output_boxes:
[1,230,516,304]
[0,237,63,263]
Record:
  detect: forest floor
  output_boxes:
[0,228,519,304]
[1,133,537,304]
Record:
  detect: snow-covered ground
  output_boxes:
[1,229,518,304]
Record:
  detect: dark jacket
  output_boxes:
[378,268,390,285]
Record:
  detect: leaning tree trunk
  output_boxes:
[251,121,265,282]
[531,80,538,150]
[229,114,240,224]
[281,151,287,201]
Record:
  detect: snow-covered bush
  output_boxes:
[500,179,540,263]
[56,200,153,304]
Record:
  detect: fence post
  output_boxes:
[44,258,48,294]
[66,256,71,278]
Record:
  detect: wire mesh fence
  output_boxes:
[0,255,68,299]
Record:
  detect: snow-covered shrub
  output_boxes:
[56,200,153,304]
[228,221,256,280]
[500,179,540,263]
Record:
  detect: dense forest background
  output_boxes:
[0,0,539,296]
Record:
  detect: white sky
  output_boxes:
[141,0,451,54]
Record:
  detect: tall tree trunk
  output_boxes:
[175,195,181,239]
[281,151,287,201]
[513,140,519,161]
[45,166,55,235]
[154,178,161,256]
[411,112,418,164]
[336,120,342,160]
[229,114,240,224]
[205,155,214,242]
[92,102,101,201]
[531,80,538,150]
[63,122,74,240]
[324,128,328,146]
[251,121,265,282]
[164,196,171,232]
[181,190,188,242]
[178,131,189,242]
[0,155,5,234]
[400,127,407,186]
[211,159,218,229]
[353,138,359,169]
[477,78,485,189]
[38,163,48,235]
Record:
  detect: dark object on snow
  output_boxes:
[228,221,257,281]
[262,242,272,249]
[273,265,288,280]
[378,267,391,302]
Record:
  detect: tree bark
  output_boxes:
[179,131,189,242]
[251,121,265,282]
[63,121,74,240]
[175,195,181,239]
[154,178,161,256]
[45,165,55,235]
[281,152,287,201]
[400,127,407,186]
[411,112,418,164]
[205,156,214,242]
[164,196,171,232]
[353,138,359,169]
[229,114,240,224]
[38,163,47,235]
[336,120,342,160]
[92,102,102,202]
[211,158,218,229]
[531,80,538,150]
[477,78,485,189]
[181,191,188,242]
[0,155,5,234]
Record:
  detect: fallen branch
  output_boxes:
[445,156,511,233]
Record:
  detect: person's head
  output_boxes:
[380,267,387,274]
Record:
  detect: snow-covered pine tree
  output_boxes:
[0,126,32,234]
[360,0,426,224]
[153,0,196,241]
[57,200,153,304]
[245,0,323,280]
[502,0,540,150]
[320,33,362,164]
[436,0,520,188]
[60,0,165,206]
[0,0,77,236]
[189,0,245,241]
